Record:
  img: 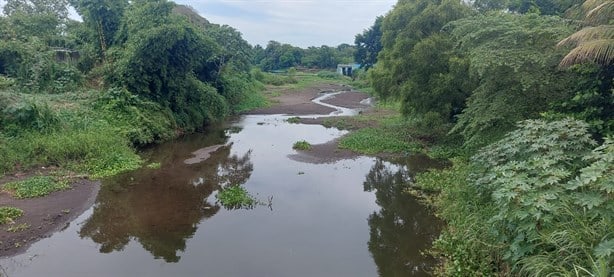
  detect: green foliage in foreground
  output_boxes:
[3,176,69,198]
[416,119,613,276]
[0,207,24,225]
[292,140,311,151]
[215,186,257,210]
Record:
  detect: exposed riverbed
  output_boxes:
[1,89,443,277]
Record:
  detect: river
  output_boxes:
[0,95,443,277]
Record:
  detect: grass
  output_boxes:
[0,207,24,225]
[235,88,269,113]
[216,186,257,209]
[3,176,70,198]
[293,140,312,150]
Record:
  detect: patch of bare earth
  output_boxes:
[249,82,375,164]
[0,170,100,257]
[246,83,353,115]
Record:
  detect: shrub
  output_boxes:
[470,118,613,273]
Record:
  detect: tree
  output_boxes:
[70,0,128,59]
[448,14,580,147]
[558,0,614,67]
[369,0,472,111]
[113,0,228,130]
[354,16,383,70]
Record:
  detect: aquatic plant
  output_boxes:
[216,186,257,210]
[292,140,311,150]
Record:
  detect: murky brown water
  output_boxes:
[1,114,443,277]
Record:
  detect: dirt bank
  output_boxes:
[246,83,364,115]
[0,172,99,257]
[249,82,372,164]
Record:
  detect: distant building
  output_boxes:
[337,63,360,76]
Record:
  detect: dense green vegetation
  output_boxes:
[0,0,265,177]
[253,41,355,71]
[359,0,613,275]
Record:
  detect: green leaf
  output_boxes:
[594,239,614,258]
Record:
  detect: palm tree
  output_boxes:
[558,0,614,67]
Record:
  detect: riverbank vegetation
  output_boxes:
[0,0,271,178]
[353,0,613,275]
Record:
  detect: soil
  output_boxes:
[0,80,373,258]
[0,170,99,257]
[246,83,356,115]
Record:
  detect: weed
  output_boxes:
[0,207,24,225]
[6,223,30,233]
[293,140,312,150]
[286,117,301,124]
[216,186,257,209]
[3,176,70,198]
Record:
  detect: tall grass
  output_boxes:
[0,125,142,178]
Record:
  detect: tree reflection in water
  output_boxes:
[364,159,442,277]
[79,139,253,263]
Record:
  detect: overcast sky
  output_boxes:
[174,0,396,48]
[0,0,396,48]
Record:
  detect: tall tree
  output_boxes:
[70,0,128,59]
[354,16,383,70]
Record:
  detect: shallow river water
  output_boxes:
[1,110,443,277]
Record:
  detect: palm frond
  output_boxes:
[559,39,614,67]
[585,1,614,25]
[558,25,614,47]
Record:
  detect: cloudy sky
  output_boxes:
[0,0,396,48]
[174,0,396,48]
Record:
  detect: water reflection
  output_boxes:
[79,130,254,263]
[365,159,442,276]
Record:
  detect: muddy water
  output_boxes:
[0,113,443,277]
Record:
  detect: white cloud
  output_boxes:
[0,0,396,48]
[176,0,396,47]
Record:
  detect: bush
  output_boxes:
[95,87,175,146]
[469,119,613,274]
[1,98,59,135]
